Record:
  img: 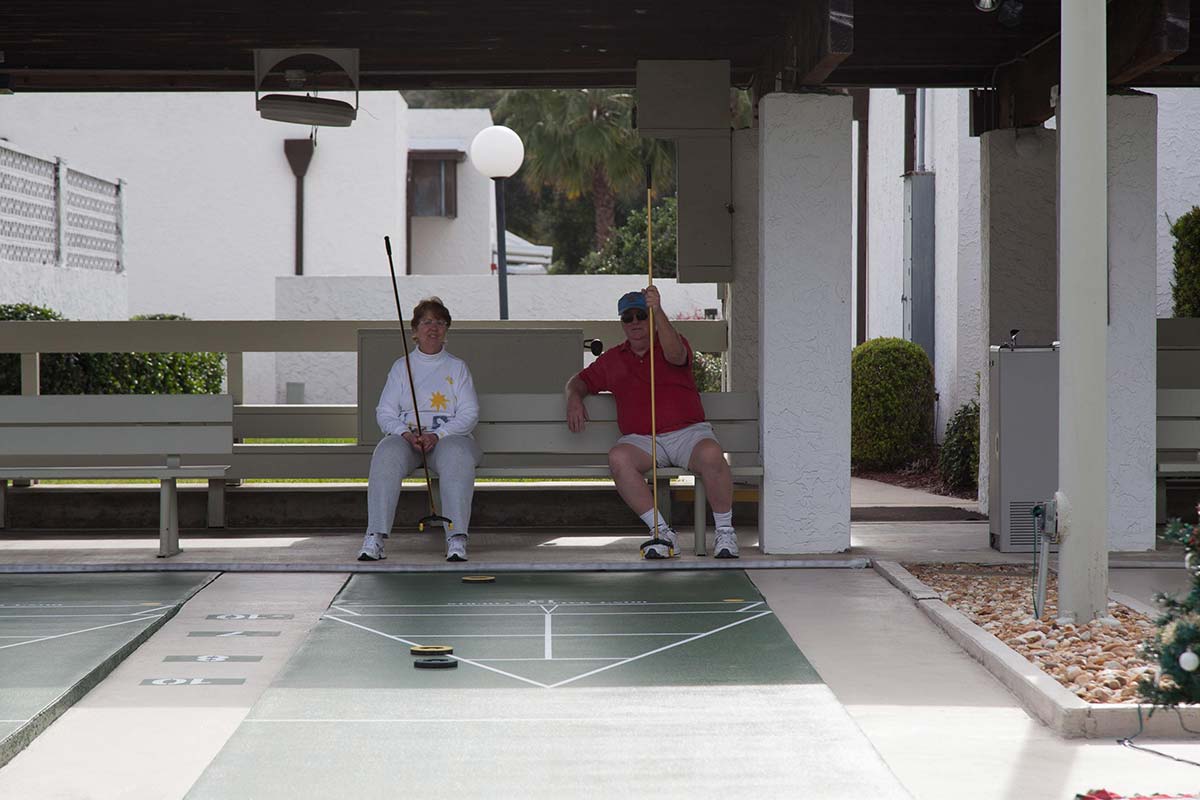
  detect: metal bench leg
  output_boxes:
[207,478,226,528]
[0,479,6,530]
[158,478,180,558]
[694,477,707,556]
[1156,478,1167,526]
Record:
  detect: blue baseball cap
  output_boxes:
[617,291,647,316]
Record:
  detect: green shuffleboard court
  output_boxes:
[0,572,213,766]
[187,571,911,799]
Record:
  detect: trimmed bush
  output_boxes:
[692,351,723,393]
[0,304,224,395]
[851,337,935,470]
[1173,206,1200,317]
[938,398,980,492]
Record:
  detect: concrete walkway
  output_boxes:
[0,479,1191,798]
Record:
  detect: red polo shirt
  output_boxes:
[577,336,706,435]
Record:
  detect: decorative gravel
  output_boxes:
[906,564,1158,704]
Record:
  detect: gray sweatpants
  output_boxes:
[366,434,482,540]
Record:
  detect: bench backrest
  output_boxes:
[0,394,234,457]
[472,392,759,467]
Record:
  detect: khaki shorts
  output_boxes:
[616,422,719,469]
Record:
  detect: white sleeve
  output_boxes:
[375,361,410,436]
[435,362,479,438]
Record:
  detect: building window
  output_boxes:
[408,151,463,218]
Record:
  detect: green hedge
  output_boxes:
[1172,206,1200,317]
[851,337,935,470]
[0,304,224,395]
[938,398,980,492]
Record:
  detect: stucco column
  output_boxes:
[1057,0,1109,622]
[977,126,1058,515]
[728,127,760,394]
[758,93,852,554]
[1106,92,1157,552]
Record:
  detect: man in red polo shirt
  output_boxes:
[565,286,737,559]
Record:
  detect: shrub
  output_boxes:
[851,337,935,470]
[1172,206,1200,317]
[579,197,677,277]
[692,351,723,393]
[0,305,224,395]
[938,398,980,492]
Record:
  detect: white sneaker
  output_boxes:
[446,534,468,562]
[640,527,678,560]
[713,527,739,559]
[357,532,386,561]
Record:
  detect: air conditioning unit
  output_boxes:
[989,345,1058,553]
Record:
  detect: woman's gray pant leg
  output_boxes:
[428,435,482,539]
[366,435,420,536]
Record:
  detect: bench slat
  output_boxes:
[1158,420,1200,450]
[473,392,758,423]
[0,466,229,480]
[235,405,358,438]
[473,420,759,454]
[0,425,233,457]
[0,394,232,424]
[1158,389,1200,417]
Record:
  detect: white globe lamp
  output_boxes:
[469,125,526,319]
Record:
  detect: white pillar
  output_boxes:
[1057,0,1109,621]
[977,126,1058,515]
[728,127,760,393]
[1106,92,1158,552]
[758,93,852,553]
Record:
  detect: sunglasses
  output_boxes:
[620,309,648,324]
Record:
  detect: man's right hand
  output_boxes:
[566,397,589,433]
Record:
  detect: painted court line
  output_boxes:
[331,605,361,616]
[473,657,626,662]
[0,613,157,619]
[338,600,757,608]
[547,611,774,689]
[325,614,550,689]
[246,718,616,724]
[347,609,765,618]
[544,613,552,659]
[0,615,160,651]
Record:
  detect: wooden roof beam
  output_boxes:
[782,0,855,90]
[982,0,1189,134]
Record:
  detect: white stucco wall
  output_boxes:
[1106,93,1158,551]
[1152,88,1200,318]
[927,89,983,439]
[275,275,719,403]
[1,262,128,320]
[758,93,852,554]
[866,89,906,339]
[406,109,493,276]
[0,92,409,321]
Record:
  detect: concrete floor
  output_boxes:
[0,479,1191,798]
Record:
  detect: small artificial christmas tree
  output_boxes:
[1138,514,1200,707]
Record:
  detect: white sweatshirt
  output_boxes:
[375,348,479,439]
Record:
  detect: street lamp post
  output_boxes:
[469,125,525,320]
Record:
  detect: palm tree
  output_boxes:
[496,89,673,249]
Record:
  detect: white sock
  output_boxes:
[713,511,733,529]
[638,508,670,531]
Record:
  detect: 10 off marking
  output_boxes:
[206,614,294,620]
[141,678,245,686]
[163,655,263,663]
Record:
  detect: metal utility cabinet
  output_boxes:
[989,345,1058,553]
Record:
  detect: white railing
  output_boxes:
[0,317,728,420]
[0,141,123,272]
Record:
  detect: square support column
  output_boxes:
[728,127,760,394]
[758,93,853,554]
[1106,92,1158,552]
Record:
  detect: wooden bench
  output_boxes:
[1156,388,1200,523]
[0,394,233,557]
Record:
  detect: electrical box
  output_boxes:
[989,345,1059,553]
[634,61,730,138]
[903,172,935,364]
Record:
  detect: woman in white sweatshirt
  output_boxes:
[358,297,481,562]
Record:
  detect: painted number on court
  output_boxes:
[164,655,264,663]
[140,678,246,686]
[206,614,294,620]
[187,631,281,637]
